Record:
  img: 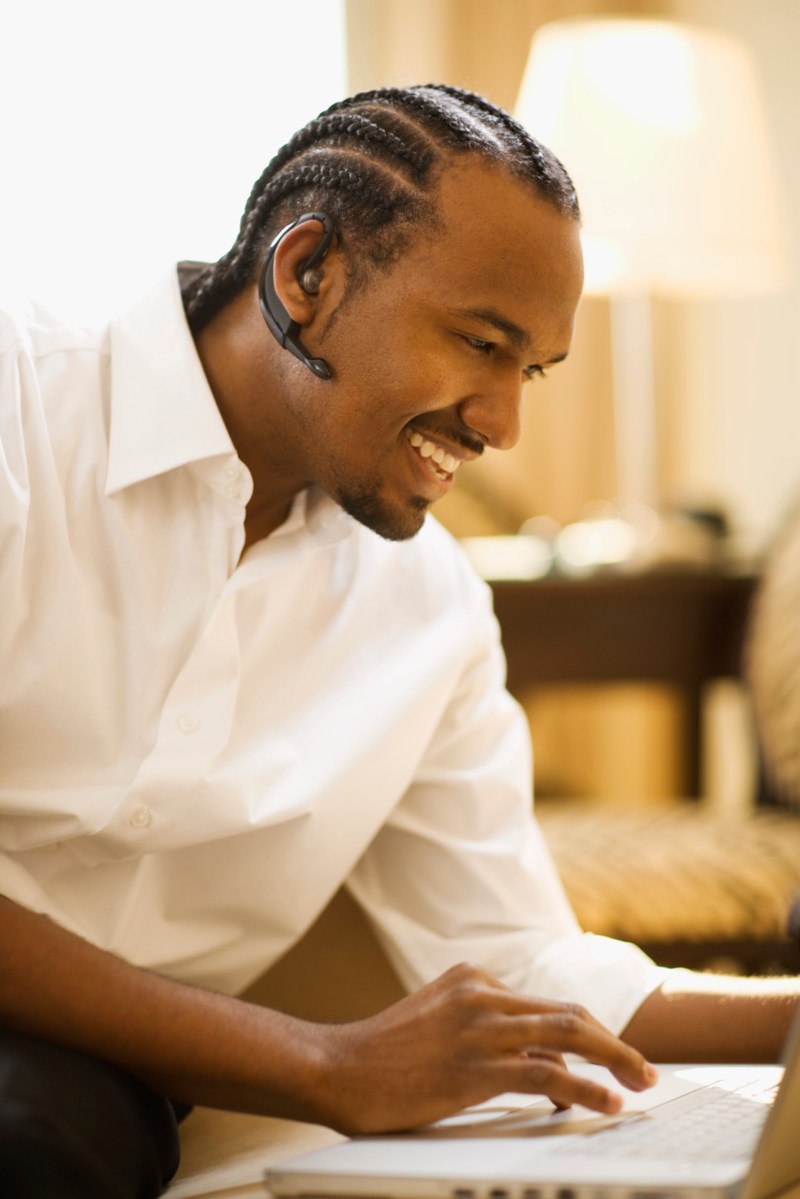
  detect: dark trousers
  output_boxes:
[0,1029,185,1198]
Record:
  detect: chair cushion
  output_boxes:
[747,498,800,811]
[538,800,800,943]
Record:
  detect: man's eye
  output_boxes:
[523,364,547,382]
[460,334,495,355]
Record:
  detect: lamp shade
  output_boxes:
[516,17,789,296]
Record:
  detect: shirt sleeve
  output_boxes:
[345,581,668,1035]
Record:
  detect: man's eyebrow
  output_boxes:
[449,306,531,350]
[448,307,569,365]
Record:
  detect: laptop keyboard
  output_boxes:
[553,1081,778,1163]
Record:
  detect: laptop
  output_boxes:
[266,1006,800,1199]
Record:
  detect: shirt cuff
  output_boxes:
[521,929,670,1035]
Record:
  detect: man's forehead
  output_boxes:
[434,154,550,222]
[428,158,582,278]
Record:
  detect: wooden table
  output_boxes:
[168,1107,343,1197]
[489,570,758,798]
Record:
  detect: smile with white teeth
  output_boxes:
[405,429,462,480]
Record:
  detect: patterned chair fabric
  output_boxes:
[539,800,800,946]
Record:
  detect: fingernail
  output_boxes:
[645,1064,659,1084]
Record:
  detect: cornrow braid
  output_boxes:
[242,111,431,216]
[182,83,578,334]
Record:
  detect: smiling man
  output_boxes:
[0,85,797,1199]
[190,149,582,547]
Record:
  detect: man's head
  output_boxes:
[186,86,583,543]
[183,84,580,334]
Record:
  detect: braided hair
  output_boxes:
[182,83,579,334]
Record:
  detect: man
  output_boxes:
[0,84,797,1199]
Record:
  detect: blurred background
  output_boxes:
[4,0,799,809]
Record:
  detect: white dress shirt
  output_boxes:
[0,270,665,1031]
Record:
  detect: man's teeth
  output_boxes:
[407,430,460,476]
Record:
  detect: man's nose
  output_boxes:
[457,374,523,452]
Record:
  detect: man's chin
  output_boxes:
[339,489,429,542]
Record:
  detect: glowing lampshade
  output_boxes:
[517,17,789,297]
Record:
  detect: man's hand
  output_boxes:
[308,962,657,1134]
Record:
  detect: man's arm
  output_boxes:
[622,971,800,1062]
[1,896,657,1133]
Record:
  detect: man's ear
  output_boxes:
[269,216,340,327]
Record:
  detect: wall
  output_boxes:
[664,0,800,553]
[1,0,348,325]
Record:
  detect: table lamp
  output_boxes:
[515,16,789,568]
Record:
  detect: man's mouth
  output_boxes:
[405,428,463,481]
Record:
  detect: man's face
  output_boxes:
[282,157,583,541]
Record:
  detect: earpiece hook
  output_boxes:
[258,211,335,381]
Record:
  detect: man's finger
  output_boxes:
[491,1012,656,1091]
[502,1055,626,1115]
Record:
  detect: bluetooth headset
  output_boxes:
[258,211,336,381]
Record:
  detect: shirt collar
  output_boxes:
[106,268,236,495]
[104,267,357,549]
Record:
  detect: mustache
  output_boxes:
[411,423,486,457]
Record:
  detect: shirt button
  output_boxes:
[221,462,244,499]
[129,806,152,829]
[176,713,199,734]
